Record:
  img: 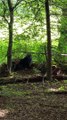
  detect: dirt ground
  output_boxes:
[0,81,67,120]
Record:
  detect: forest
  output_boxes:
[0,0,67,120]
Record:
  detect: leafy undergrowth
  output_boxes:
[0,81,67,120]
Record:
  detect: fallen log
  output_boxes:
[0,74,67,85]
[52,75,67,80]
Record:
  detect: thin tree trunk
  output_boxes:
[45,0,52,81]
[58,8,67,51]
[7,8,13,74]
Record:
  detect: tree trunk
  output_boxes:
[7,1,14,74]
[58,8,67,51]
[45,0,52,81]
[57,5,67,65]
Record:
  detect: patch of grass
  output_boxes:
[0,85,32,97]
[0,81,67,97]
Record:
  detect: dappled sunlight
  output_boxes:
[48,85,65,92]
[48,88,59,92]
[0,109,9,118]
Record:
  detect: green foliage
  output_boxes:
[0,0,67,67]
[52,0,67,64]
[0,40,8,64]
[28,0,45,22]
[12,39,46,63]
[0,38,47,63]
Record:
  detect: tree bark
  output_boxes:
[7,12,13,73]
[7,0,14,74]
[45,0,52,81]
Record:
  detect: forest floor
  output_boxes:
[0,79,67,120]
[0,69,67,120]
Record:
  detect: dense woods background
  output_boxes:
[0,0,67,78]
[0,1,67,120]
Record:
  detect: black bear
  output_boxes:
[13,54,32,71]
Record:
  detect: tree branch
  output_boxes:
[2,1,9,24]
[7,0,13,11]
[13,0,22,10]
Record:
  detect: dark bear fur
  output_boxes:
[12,54,32,71]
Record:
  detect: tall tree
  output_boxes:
[7,0,14,74]
[58,3,67,54]
[1,0,22,74]
[54,0,67,64]
[45,0,52,80]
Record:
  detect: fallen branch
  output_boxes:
[53,75,67,80]
[0,74,67,85]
